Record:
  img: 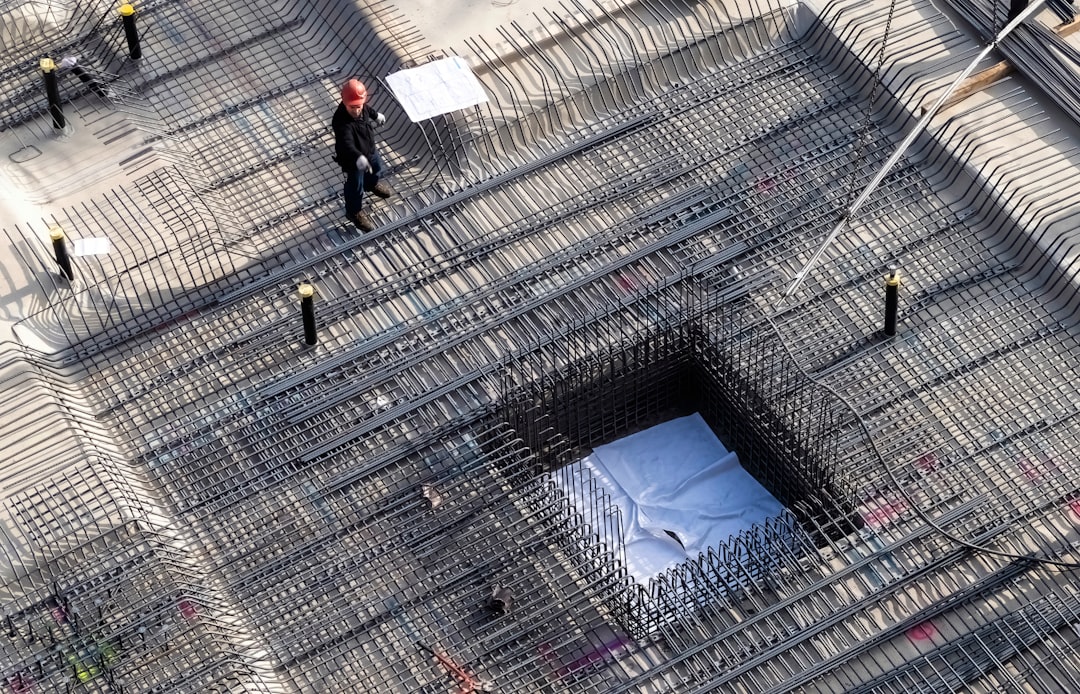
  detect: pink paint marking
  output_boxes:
[754,178,776,195]
[152,309,201,333]
[1017,458,1041,482]
[615,272,638,293]
[862,496,908,529]
[49,606,68,625]
[555,637,631,679]
[6,673,34,694]
[914,451,939,473]
[906,622,936,642]
[1068,498,1080,521]
[178,599,199,622]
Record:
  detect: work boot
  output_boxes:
[349,210,375,232]
[370,180,393,199]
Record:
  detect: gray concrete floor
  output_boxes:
[395,0,551,52]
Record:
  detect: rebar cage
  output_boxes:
[495,285,855,639]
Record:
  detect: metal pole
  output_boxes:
[883,268,900,336]
[299,283,317,345]
[40,58,65,130]
[50,226,74,281]
[783,0,1048,300]
[119,4,142,60]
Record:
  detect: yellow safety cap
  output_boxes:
[298,283,315,298]
[885,270,901,287]
[119,3,135,16]
[39,57,56,73]
[48,225,65,241]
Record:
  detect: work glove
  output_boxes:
[374,112,386,126]
[59,55,80,69]
[355,155,370,173]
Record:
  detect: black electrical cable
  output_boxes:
[761,308,1080,571]
[766,0,1080,571]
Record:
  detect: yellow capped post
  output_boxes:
[298,283,317,345]
[40,58,65,129]
[49,225,74,280]
[119,4,142,59]
[883,267,901,336]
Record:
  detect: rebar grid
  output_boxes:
[3,0,1080,691]
[4,0,435,361]
[0,0,129,139]
[84,38,868,472]
[1,461,273,693]
[164,422,653,692]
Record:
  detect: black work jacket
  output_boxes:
[332,102,377,172]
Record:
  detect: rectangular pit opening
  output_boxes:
[496,298,862,636]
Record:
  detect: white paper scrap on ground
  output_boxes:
[553,412,785,584]
[385,56,488,122]
[72,237,111,256]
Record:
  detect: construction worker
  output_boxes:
[332,78,392,231]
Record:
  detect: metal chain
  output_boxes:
[843,0,901,211]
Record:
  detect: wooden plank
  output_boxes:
[921,16,1080,115]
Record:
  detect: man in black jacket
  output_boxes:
[332,78,393,232]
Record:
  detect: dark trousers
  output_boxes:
[343,150,385,217]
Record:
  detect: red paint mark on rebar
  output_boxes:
[552,638,631,680]
[152,309,201,333]
[914,451,938,472]
[754,177,776,195]
[6,673,34,694]
[907,622,936,642]
[418,642,484,694]
[615,272,638,293]
[862,496,908,529]
[178,599,199,622]
[49,605,68,625]
[1068,498,1080,521]
[1017,458,1041,482]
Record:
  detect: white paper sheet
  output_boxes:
[72,237,111,256]
[385,56,488,122]
[554,413,785,584]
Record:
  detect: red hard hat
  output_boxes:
[341,79,367,108]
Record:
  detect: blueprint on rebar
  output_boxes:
[556,413,785,583]
[385,56,488,122]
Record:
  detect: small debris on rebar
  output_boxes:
[487,585,512,615]
[421,483,443,508]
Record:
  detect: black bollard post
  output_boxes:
[883,268,900,336]
[119,4,142,60]
[50,226,74,281]
[40,58,65,130]
[299,283,317,345]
